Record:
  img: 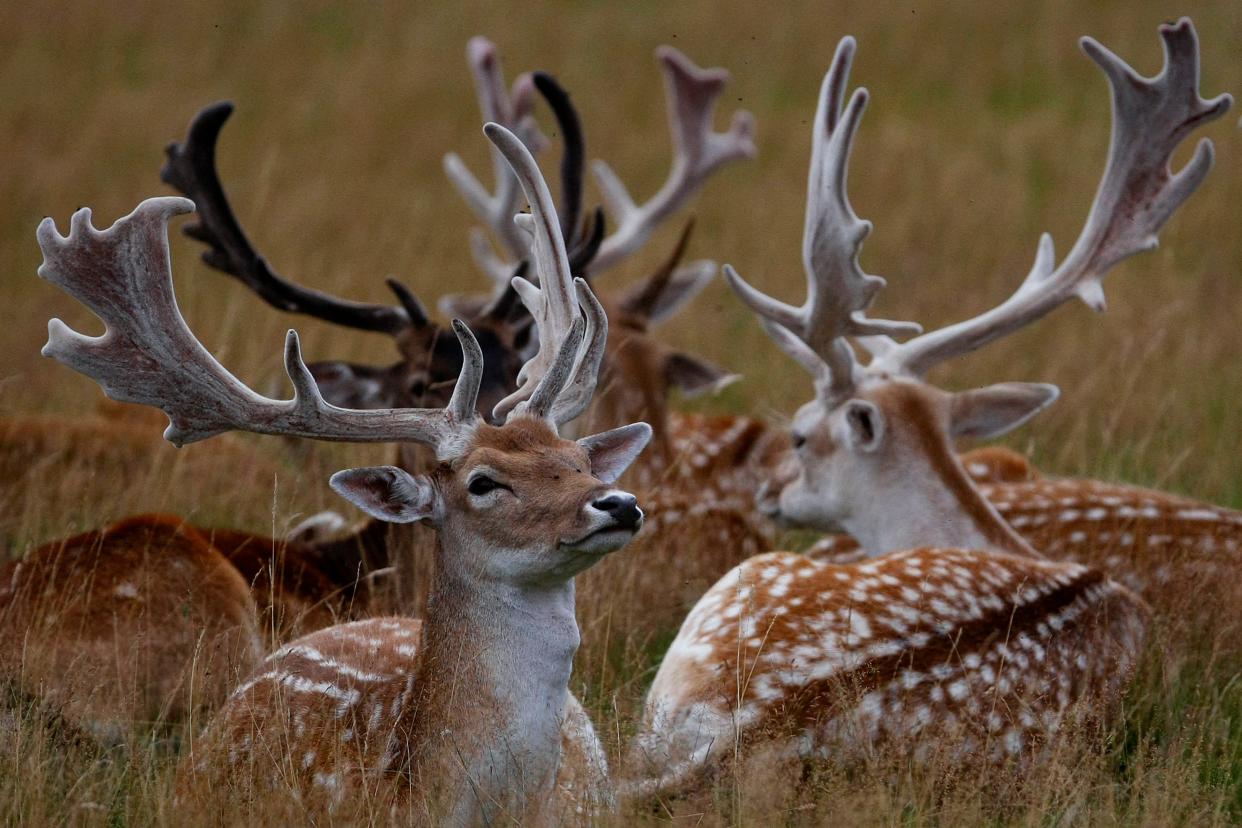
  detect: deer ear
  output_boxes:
[663,351,740,399]
[833,399,885,453]
[949,382,1059,440]
[578,423,653,483]
[329,466,441,523]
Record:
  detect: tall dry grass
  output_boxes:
[2,1,1241,823]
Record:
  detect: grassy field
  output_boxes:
[2,1,1241,823]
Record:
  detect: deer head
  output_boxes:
[729,22,1230,555]
[42,130,652,585]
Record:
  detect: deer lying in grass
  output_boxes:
[743,22,1239,620]
[0,486,407,740]
[633,19,1224,790]
[39,123,651,821]
[0,515,263,744]
[801,451,1242,605]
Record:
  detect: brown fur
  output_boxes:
[0,515,263,741]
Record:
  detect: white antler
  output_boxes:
[724,37,920,402]
[39,197,482,460]
[588,46,756,273]
[483,125,608,426]
[872,18,1231,379]
[444,36,546,285]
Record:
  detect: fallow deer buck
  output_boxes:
[631,20,1220,789]
[446,57,792,641]
[39,125,651,822]
[739,21,1241,622]
[163,53,769,639]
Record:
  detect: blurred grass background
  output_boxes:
[2,2,1241,823]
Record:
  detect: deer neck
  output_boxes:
[401,533,582,821]
[846,424,1037,559]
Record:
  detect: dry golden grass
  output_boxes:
[2,1,1241,824]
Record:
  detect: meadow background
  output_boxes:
[1,1,1241,824]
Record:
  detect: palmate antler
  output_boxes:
[40,132,607,458]
[588,46,756,274]
[723,36,921,403]
[162,98,529,416]
[454,43,753,287]
[39,199,481,458]
[868,18,1232,379]
[732,20,1230,404]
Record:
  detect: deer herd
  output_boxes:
[2,16,1240,824]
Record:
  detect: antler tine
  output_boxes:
[39,198,479,460]
[725,36,920,401]
[567,206,606,276]
[587,46,756,274]
[446,319,484,423]
[483,123,610,426]
[161,102,419,336]
[875,18,1231,379]
[444,36,546,287]
[384,278,431,329]
[548,279,609,425]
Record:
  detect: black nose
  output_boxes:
[592,492,642,530]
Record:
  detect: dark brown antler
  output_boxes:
[161,101,423,336]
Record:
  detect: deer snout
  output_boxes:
[590,491,643,531]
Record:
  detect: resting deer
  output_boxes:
[39,123,651,822]
[0,514,263,744]
[632,20,1223,790]
[740,21,1240,619]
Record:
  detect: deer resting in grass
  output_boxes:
[630,20,1218,790]
[744,20,1239,623]
[39,121,651,823]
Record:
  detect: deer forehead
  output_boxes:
[454,419,591,482]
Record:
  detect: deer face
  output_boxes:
[767,379,1057,533]
[329,417,651,585]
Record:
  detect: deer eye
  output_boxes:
[467,475,504,496]
[790,431,807,450]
